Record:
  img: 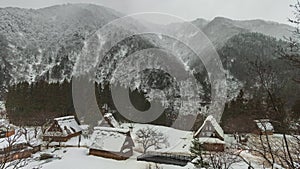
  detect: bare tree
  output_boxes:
[246,55,300,168]
[190,138,243,169]
[135,127,168,153]
[0,128,29,169]
[207,150,242,169]
[277,1,300,83]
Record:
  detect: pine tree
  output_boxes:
[190,138,205,167]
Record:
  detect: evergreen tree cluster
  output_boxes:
[5,79,173,126]
[5,80,75,125]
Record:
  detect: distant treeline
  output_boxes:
[5,79,172,126]
[5,79,300,133]
[6,80,75,125]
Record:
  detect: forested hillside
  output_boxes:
[219,33,300,133]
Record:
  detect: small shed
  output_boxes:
[89,127,134,160]
[194,115,225,152]
[253,119,274,135]
[137,152,193,166]
[43,116,82,142]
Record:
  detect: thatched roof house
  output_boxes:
[0,129,41,162]
[89,127,134,160]
[194,115,225,152]
[43,116,82,142]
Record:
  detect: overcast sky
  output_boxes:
[0,0,296,25]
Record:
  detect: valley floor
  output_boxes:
[4,124,297,169]
[22,147,195,169]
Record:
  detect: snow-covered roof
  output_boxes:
[0,119,9,127]
[198,137,225,144]
[194,115,224,139]
[254,119,274,132]
[157,132,193,155]
[0,128,41,149]
[0,119,15,131]
[0,130,27,148]
[93,127,129,134]
[89,127,132,153]
[54,116,82,136]
[99,113,120,128]
[80,124,89,130]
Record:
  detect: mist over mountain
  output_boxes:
[170,16,294,49]
[0,4,298,122]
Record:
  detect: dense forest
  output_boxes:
[5,79,174,126]
[5,80,75,125]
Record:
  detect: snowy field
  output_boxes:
[23,148,194,169]
[20,147,256,169]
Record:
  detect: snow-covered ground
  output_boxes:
[3,122,295,169]
[23,148,193,169]
[48,135,90,147]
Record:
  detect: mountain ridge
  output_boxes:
[0,4,296,102]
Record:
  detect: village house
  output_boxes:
[253,119,274,135]
[0,136,40,163]
[43,116,82,142]
[89,127,134,160]
[0,121,41,163]
[137,132,194,166]
[137,127,194,166]
[194,115,225,152]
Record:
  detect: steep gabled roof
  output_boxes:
[194,115,224,139]
[89,127,133,153]
[52,116,82,136]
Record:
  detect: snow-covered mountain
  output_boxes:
[168,16,294,49]
[0,4,121,93]
[0,4,296,103]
